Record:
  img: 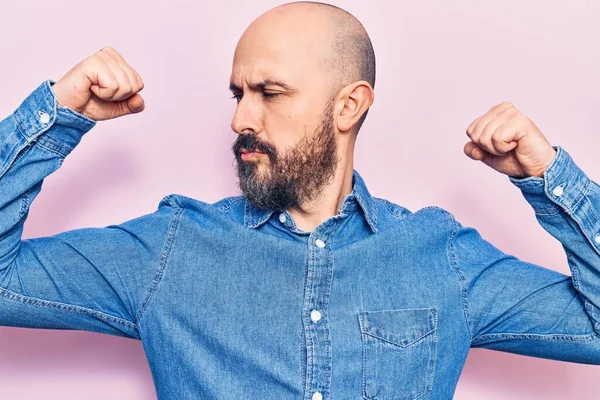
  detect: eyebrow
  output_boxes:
[229,79,295,93]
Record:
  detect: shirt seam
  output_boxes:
[471,331,600,345]
[374,197,408,221]
[135,201,184,323]
[0,286,138,334]
[446,212,475,342]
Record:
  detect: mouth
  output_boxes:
[239,147,266,161]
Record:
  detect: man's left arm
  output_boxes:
[456,103,600,363]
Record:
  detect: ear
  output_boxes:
[335,81,374,132]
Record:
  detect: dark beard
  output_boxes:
[231,100,338,211]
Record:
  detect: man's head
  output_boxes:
[230,1,375,211]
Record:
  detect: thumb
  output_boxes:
[112,93,145,118]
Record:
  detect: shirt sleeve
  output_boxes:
[450,145,600,364]
[0,80,181,340]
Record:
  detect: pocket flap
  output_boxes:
[358,307,437,348]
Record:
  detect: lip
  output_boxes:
[240,150,265,160]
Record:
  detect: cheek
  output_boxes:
[262,101,320,150]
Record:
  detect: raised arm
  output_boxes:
[455,101,600,363]
[0,47,178,339]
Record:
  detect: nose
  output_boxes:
[231,95,262,135]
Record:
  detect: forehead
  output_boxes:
[230,23,330,87]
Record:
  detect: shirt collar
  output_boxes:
[243,169,378,233]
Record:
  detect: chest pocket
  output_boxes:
[358,307,438,400]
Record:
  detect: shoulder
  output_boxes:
[156,193,246,224]
[157,193,243,210]
[373,196,457,232]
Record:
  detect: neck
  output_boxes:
[288,155,354,233]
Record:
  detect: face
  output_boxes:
[229,13,340,211]
[232,99,338,211]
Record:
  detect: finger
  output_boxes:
[467,102,514,143]
[97,50,134,101]
[490,121,520,154]
[89,57,120,100]
[477,107,519,156]
[102,48,143,92]
[463,141,491,162]
[466,116,482,138]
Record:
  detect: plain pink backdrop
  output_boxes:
[1,0,599,398]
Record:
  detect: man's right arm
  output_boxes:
[0,49,180,339]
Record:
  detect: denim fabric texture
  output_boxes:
[1,80,599,399]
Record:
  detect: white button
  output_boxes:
[315,239,325,248]
[552,185,564,197]
[39,112,50,124]
[594,234,600,244]
[312,392,323,400]
[310,309,322,322]
[279,213,286,223]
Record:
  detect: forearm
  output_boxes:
[509,145,600,333]
[0,80,95,273]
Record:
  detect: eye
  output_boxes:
[263,92,281,99]
[231,93,242,103]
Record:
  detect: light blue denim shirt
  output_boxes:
[1,80,600,400]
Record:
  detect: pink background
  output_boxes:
[1,0,599,398]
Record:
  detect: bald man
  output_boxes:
[1,2,599,399]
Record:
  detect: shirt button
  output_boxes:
[552,185,564,197]
[279,213,286,223]
[312,392,323,400]
[315,239,325,248]
[310,309,322,322]
[39,111,50,124]
[594,234,600,244]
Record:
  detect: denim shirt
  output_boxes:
[1,80,599,400]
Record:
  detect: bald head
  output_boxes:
[230,2,376,210]
[232,1,376,133]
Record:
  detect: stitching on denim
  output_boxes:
[570,240,600,335]
[32,136,69,158]
[56,105,96,126]
[534,208,561,216]
[359,308,438,399]
[136,203,184,322]
[18,187,31,219]
[583,298,600,335]
[320,218,342,392]
[303,238,316,393]
[0,286,138,333]
[446,213,474,342]
[565,248,581,291]
[361,328,435,349]
[0,120,30,179]
[374,197,409,221]
[216,196,244,212]
[471,331,599,344]
[561,180,600,259]
[358,313,368,400]
[423,308,438,398]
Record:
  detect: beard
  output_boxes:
[231,100,338,211]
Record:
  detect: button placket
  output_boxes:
[302,227,336,400]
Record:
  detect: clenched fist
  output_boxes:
[51,47,145,121]
[464,102,557,178]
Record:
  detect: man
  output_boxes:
[0,1,598,399]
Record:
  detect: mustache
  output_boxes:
[232,133,277,162]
